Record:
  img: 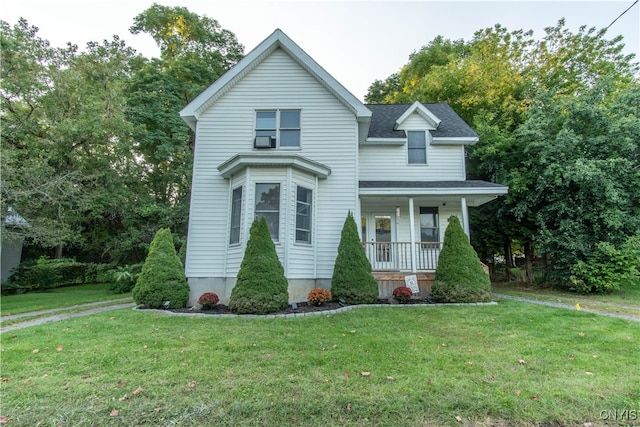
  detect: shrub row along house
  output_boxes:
[180,29,508,305]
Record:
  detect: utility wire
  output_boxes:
[605,0,638,30]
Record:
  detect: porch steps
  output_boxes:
[373,272,435,299]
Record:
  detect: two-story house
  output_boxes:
[180,29,507,305]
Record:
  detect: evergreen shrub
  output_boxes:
[331,212,379,304]
[228,217,289,314]
[430,216,492,303]
[132,228,189,308]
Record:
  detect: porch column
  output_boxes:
[461,196,470,240]
[408,197,417,273]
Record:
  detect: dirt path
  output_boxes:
[494,293,640,322]
[2,294,637,333]
[0,300,135,334]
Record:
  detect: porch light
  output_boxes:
[396,206,400,218]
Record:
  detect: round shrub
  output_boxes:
[392,286,413,303]
[108,264,142,294]
[331,212,379,304]
[229,217,289,314]
[307,288,332,306]
[198,292,219,309]
[132,228,189,309]
[430,216,491,303]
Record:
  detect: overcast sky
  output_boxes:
[4,1,639,101]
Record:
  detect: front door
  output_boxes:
[363,214,395,269]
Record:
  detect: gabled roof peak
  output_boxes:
[180,28,371,132]
[395,101,441,130]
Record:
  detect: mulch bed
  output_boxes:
[166,298,435,316]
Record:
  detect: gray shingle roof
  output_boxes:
[365,103,477,139]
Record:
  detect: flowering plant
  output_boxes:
[197,292,219,309]
[307,288,332,306]
[392,286,413,303]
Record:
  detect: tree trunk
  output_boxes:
[524,241,534,283]
[504,239,513,281]
[55,243,64,259]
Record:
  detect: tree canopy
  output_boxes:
[366,20,639,288]
[1,7,244,263]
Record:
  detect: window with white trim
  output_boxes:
[255,183,280,241]
[255,110,300,148]
[408,131,427,164]
[295,186,312,244]
[420,207,439,247]
[229,186,243,244]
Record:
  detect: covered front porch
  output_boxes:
[359,180,509,274]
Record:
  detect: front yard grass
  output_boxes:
[493,283,640,320]
[0,283,131,316]
[1,300,638,426]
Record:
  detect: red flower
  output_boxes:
[392,286,413,303]
[197,292,219,309]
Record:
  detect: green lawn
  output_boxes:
[0,283,131,316]
[493,283,640,320]
[1,301,638,426]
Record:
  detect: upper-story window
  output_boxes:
[407,131,427,164]
[255,110,300,148]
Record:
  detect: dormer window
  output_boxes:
[255,110,300,148]
[407,131,427,164]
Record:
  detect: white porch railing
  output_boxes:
[363,242,442,271]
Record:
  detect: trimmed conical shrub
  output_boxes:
[331,211,379,304]
[430,216,491,303]
[228,217,289,314]
[132,228,189,308]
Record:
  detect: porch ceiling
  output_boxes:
[359,180,508,207]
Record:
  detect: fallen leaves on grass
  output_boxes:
[56,346,63,352]
[0,416,9,424]
[109,409,119,417]
[117,381,127,388]
[386,376,395,381]
[132,386,144,396]
[187,381,197,388]
[31,349,39,354]
[361,372,371,377]
[455,415,462,422]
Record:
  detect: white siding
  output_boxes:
[359,144,465,181]
[360,112,466,181]
[186,48,358,279]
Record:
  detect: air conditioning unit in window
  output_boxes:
[254,136,275,148]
